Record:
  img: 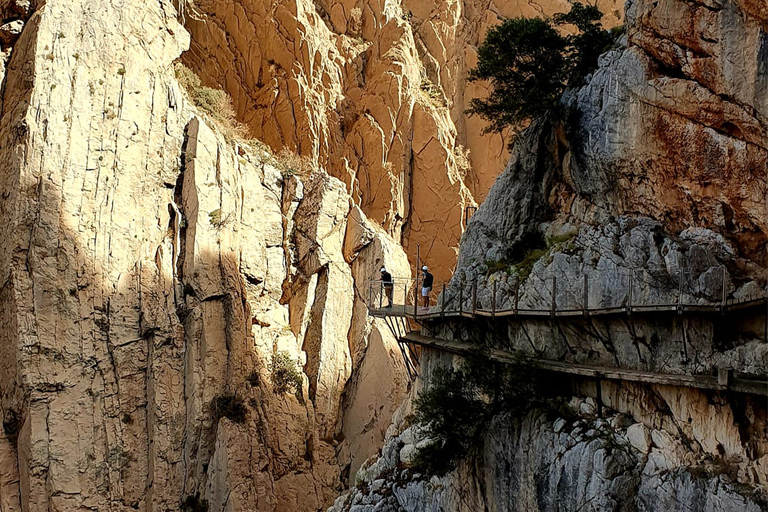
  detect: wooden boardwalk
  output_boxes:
[403,332,768,397]
[370,296,768,321]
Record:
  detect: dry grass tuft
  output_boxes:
[273,148,314,179]
[175,63,250,141]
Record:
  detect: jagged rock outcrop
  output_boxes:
[177,0,623,282]
[455,0,768,285]
[328,386,768,511]
[0,0,411,510]
[325,0,768,510]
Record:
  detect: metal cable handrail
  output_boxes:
[367,267,768,322]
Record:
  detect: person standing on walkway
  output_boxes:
[380,266,394,308]
[421,265,433,307]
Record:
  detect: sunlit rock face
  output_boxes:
[178,0,623,282]
[0,1,411,510]
[326,0,768,510]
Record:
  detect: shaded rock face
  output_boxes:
[329,365,768,512]
[0,0,411,510]
[177,0,623,282]
[443,216,768,379]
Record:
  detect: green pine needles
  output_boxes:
[467,3,620,135]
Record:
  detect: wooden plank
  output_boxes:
[402,332,768,397]
[370,297,768,321]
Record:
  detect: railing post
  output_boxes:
[721,266,727,313]
[595,376,603,419]
[403,279,408,310]
[583,274,589,317]
[627,270,633,315]
[677,267,684,314]
[551,277,557,318]
[472,279,477,318]
[441,283,446,317]
[379,282,383,309]
[492,280,497,318]
[513,278,518,315]
[415,244,420,318]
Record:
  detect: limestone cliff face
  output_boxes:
[0,0,410,510]
[177,0,623,281]
[456,0,768,278]
[328,0,768,510]
[330,378,768,511]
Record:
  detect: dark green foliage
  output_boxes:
[410,355,545,476]
[467,16,567,133]
[467,3,618,134]
[270,352,304,404]
[3,410,21,447]
[212,393,247,424]
[181,495,209,512]
[553,3,618,84]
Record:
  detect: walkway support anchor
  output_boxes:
[551,277,557,319]
[492,280,497,318]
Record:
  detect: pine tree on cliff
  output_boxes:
[467,3,619,135]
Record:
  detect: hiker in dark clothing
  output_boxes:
[421,265,433,307]
[380,267,394,308]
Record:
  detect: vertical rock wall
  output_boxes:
[177,0,623,282]
[0,0,411,510]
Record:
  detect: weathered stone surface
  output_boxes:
[0,0,410,510]
[179,0,623,282]
[329,382,768,511]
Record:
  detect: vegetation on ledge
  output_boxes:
[467,3,620,137]
[410,354,548,476]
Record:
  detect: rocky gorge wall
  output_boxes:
[176,0,623,282]
[330,369,768,511]
[328,0,768,510]
[0,0,415,510]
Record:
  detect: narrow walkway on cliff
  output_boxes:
[367,274,768,398]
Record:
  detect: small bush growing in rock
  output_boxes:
[411,354,546,476]
[270,352,304,403]
[174,63,249,140]
[453,144,472,179]
[211,393,247,424]
[3,410,21,447]
[419,77,446,108]
[246,370,260,387]
[181,494,209,512]
[511,247,548,280]
[273,149,313,179]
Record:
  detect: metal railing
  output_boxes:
[368,265,768,322]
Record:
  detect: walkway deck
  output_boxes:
[403,332,768,397]
[370,296,768,321]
